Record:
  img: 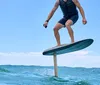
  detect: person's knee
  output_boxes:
[53,27,59,33]
[65,23,71,28]
[53,23,63,33]
[65,20,73,28]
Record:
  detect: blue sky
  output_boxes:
[0,0,100,67]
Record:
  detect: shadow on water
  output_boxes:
[73,81,92,85]
[42,76,92,85]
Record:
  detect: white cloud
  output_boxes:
[0,50,100,68]
[0,52,42,57]
[0,52,53,66]
[57,50,100,67]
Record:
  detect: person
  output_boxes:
[43,0,87,46]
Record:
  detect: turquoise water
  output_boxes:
[0,65,100,85]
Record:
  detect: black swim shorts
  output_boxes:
[58,14,79,26]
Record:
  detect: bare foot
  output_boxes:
[57,44,61,46]
[56,43,61,46]
[56,44,67,47]
[71,41,75,44]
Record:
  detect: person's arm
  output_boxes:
[73,0,87,24]
[43,0,59,28]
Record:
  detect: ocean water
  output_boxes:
[0,65,100,85]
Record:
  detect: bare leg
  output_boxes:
[65,20,75,43]
[53,23,64,46]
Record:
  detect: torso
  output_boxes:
[63,0,67,2]
[59,0,78,17]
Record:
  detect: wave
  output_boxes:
[0,67,10,73]
[0,65,99,85]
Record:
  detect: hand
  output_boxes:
[82,18,87,25]
[43,21,48,28]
